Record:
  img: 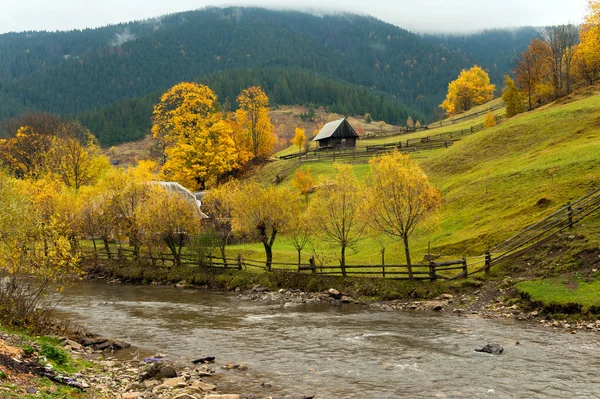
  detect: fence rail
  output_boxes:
[80,247,469,281]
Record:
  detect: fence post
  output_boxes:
[309,256,316,274]
[567,202,573,228]
[209,255,213,267]
[237,254,243,270]
[484,250,492,274]
[381,247,386,278]
[429,261,436,281]
[461,258,468,278]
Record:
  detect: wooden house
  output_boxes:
[312,118,359,149]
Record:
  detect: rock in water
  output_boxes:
[192,356,215,364]
[475,343,504,355]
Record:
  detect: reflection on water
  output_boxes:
[57,281,600,398]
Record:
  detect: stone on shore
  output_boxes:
[328,288,342,299]
[191,381,217,391]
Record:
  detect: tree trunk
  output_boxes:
[168,243,180,267]
[297,249,302,267]
[263,240,273,272]
[340,244,347,277]
[102,237,112,259]
[403,234,413,279]
[220,245,228,268]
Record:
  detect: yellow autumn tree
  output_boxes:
[576,0,600,84]
[307,164,367,277]
[291,168,314,203]
[136,185,202,266]
[484,112,497,128]
[152,82,240,190]
[0,173,79,329]
[236,86,276,159]
[365,151,442,279]
[48,122,110,191]
[441,65,495,115]
[0,126,53,178]
[291,127,306,153]
[232,182,298,271]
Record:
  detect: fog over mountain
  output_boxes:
[0,0,587,34]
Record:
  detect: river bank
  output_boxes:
[0,327,253,399]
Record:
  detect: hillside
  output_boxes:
[235,85,600,267]
[0,7,538,145]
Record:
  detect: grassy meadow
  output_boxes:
[234,88,600,272]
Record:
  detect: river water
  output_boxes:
[56,281,600,398]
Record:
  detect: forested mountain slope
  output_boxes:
[0,7,539,145]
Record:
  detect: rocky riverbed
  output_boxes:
[0,330,262,399]
[236,282,600,335]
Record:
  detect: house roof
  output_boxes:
[153,181,209,219]
[312,118,358,141]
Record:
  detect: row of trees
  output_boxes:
[203,152,442,277]
[514,1,600,109]
[0,113,110,190]
[152,82,276,190]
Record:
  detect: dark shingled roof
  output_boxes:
[312,118,359,141]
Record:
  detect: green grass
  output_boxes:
[241,88,600,269]
[516,277,600,309]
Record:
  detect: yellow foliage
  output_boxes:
[365,151,442,271]
[441,65,495,115]
[0,174,79,283]
[152,82,241,190]
[136,185,202,264]
[484,112,497,128]
[291,127,306,152]
[236,86,275,159]
[577,1,600,82]
[232,182,298,270]
[307,164,366,275]
[292,168,314,203]
[0,126,52,178]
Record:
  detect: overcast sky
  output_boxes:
[0,0,588,34]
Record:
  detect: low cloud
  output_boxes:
[110,28,136,46]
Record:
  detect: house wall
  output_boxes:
[317,137,356,149]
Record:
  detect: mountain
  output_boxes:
[0,7,539,145]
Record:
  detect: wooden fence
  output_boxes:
[81,247,468,281]
[80,186,600,283]
[361,102,505,139]
[283,114,507,164]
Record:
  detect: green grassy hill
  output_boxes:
[234,86,600,271]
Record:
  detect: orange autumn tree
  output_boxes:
[152,82,239,190]
[236,86,276,159]
[441,65,495,115]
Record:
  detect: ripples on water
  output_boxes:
[56,281,600,398]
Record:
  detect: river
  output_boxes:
[56,281,600,398]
